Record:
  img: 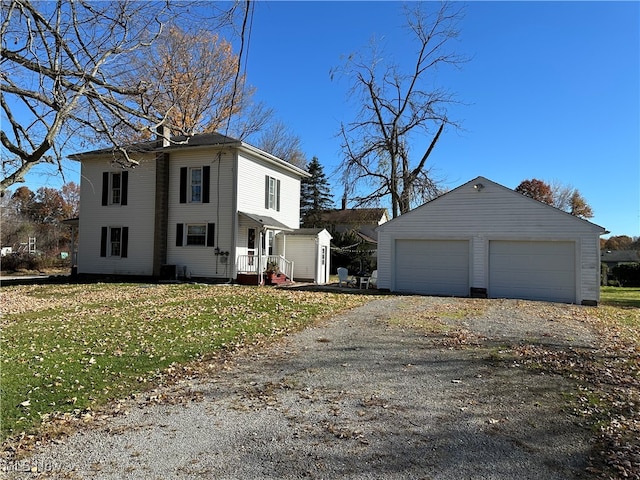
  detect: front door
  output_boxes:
[247,228,256,266]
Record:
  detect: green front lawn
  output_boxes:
[0,283,372,442]
[600,286,640,308]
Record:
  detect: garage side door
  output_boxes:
[489,240,575,303]
[395,240,469,296]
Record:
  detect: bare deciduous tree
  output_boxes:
[334,2,466,217]
[0,1,241,193]
[254,120,307,169]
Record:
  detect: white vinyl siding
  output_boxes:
[376,177,605,304]
[167,150,233,278]
[78,155,155,275]
[236,153,301,230]
[280,229,332,284]
[77,140,307,281]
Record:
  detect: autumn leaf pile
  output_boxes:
[0,283,370,447]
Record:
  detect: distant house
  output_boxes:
[70,132,331,284]
[376,176,606,305]
[318,208,389,274]
[601,250,640,285]
[319,208,389,244]
[601,250,640,270]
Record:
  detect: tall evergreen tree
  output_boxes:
[300,157,333,227]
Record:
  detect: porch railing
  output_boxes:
[237,255,294,280]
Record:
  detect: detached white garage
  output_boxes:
[376,177,606,305]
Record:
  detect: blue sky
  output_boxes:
[21,1,639,237]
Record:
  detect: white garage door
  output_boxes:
[489,240,575,303]
[395,240,469,296]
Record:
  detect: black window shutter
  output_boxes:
[176,223,184,246]
[179,167,187,203]
[265,175,269,208]
[121,227,129,258]
[121,171,128,206]
[102,172,109,206]
[276,179,281,212]
[206,223,215,247]
[203,166,210,203]
[100,227,108,257]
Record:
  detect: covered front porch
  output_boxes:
[236,254,294,285]
[236,212,295,285]
[235,213,332,286]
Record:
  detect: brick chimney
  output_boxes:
[157,124,170,147]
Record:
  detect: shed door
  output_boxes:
[394,240,469,296]
[489,240,575,303]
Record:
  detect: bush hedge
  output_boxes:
[611,263,640,287]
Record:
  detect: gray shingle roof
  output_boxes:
[601,250,640,263]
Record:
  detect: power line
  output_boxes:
[224,0,254,139]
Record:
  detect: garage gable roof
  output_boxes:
[377,176,606,234]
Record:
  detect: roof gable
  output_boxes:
[377,176,606,234]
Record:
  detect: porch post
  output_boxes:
[258,229,264,285]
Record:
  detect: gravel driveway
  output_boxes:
[6,296,598,479]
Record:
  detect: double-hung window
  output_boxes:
[111,173,121,204]
[102,171,128,206]
[100,226,129,258]
[186,224,206,245]
[179,166,210,204]
[265,175,280,211]
[110,227,122,256]
[190,168,202,203]
[175,223,215,247]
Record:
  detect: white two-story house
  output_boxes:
[70,132,331,284]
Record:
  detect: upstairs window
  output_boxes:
[179,166,210,204]
[265,175,280,211]
[190,168,202,203]
[102,171,128,206]
[111,173,121,205]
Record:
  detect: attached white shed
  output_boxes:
[277,228,332,284]
[376,176,606,305]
